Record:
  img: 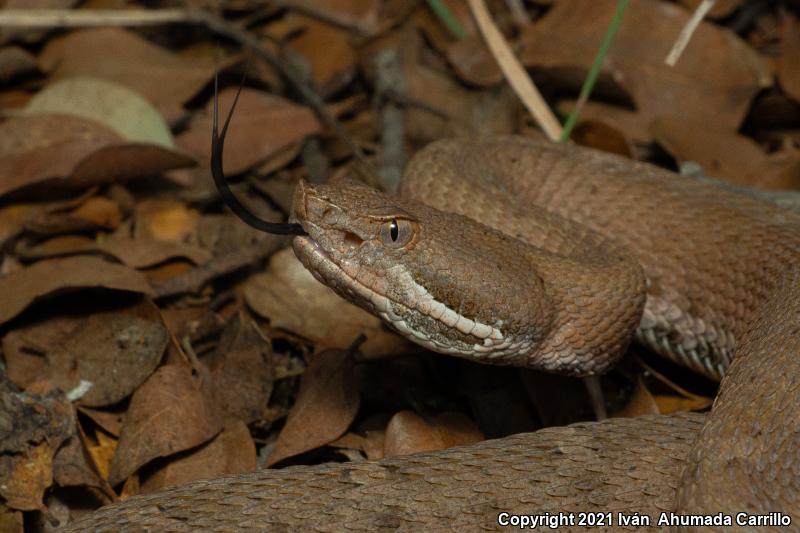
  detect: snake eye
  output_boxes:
[380,218,415,247]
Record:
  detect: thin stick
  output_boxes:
[559,0,629,143]
[664,0,716,66]
[0,9,193,27]
[466,0,562,141]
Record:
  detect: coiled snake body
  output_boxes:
[67,137,800,532]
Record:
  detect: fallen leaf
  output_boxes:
[614,376,660,418]
[78,406,125,438]
[25,77,175,148]
[176,88,321,175]
[67,196,121,229]
[521,0,770,133]
[571,120,633,158]
[46,310,169,407]
[266,347,359,466]
[0,504,23,533]
[52,426,115,501]
[383,411,484,457]
[86,429,118,481]
[39,28,217,123]
[779,16,800,104]
[0,256,153,327]
[208,315,274,424]
[0,114,194,199]
[134,199,200,243]
[284,15,358,95]
[108,364,222,486]
[651,115,800,190]
[0,46,38,84]
[140,419,256,493]
[1,442,53,511]
[245,248,411,358]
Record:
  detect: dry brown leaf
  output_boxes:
[0,505,23,533]
[208,315,274,425]
[96,237,211,269]
[140,419,256,493]
[86,429,118,481]
[67,196,121,229]
[0,46,38,84]
[653,394,714,414]
[78,406,125,438]
[383,411,484,458]
[108,364,222,486]
[39,28,217,123]
[413,0,478,53]
[446,36,503,87]
[285,15,358,95]
[614,376,660,418]
[176,88,321,175]
[571,120,633,158]
[557,99,651,145]
[0,256,153,327]
[134,199,200,243]
[266,347,359,466]
[779,16,800,104]
[0,114,194,199]
[521,0,770,133]
[1,331,46,389]
[52,426,114,501]
[46,310,169,407]
[651,115,800,190]
[245,248,411,358]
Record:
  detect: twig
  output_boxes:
[559,0,629,143]
[0,8,370,169]
[665,0,716,67]
[466,0,562,141]
[0,9,194,27]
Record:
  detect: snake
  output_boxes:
[64,134,800,532]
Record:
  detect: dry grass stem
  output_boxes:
[466,0,563,141]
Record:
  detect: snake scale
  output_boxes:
[65,137,800,532]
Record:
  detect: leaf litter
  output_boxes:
[0,0,796,526]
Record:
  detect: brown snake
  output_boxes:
[65,137,800,532]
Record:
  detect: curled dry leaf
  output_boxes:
[46,311,169,408]
[651,115,800,190]
[521,0,770,133]
[140,419,256,493]
[108,364,222,486]
[383,411,484,458]
[245,248,411,358]
[176,88,321,175]
[266,347,360,466]
[0,114,194,199]
[39,28,217,123]
[25,77,175,148]
[0,256,153,327]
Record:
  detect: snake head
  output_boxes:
[291,179,554,367]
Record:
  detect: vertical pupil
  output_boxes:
[390,220,399,241]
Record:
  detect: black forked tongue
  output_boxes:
[211,68,306,236]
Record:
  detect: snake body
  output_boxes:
[66,137,800,531]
